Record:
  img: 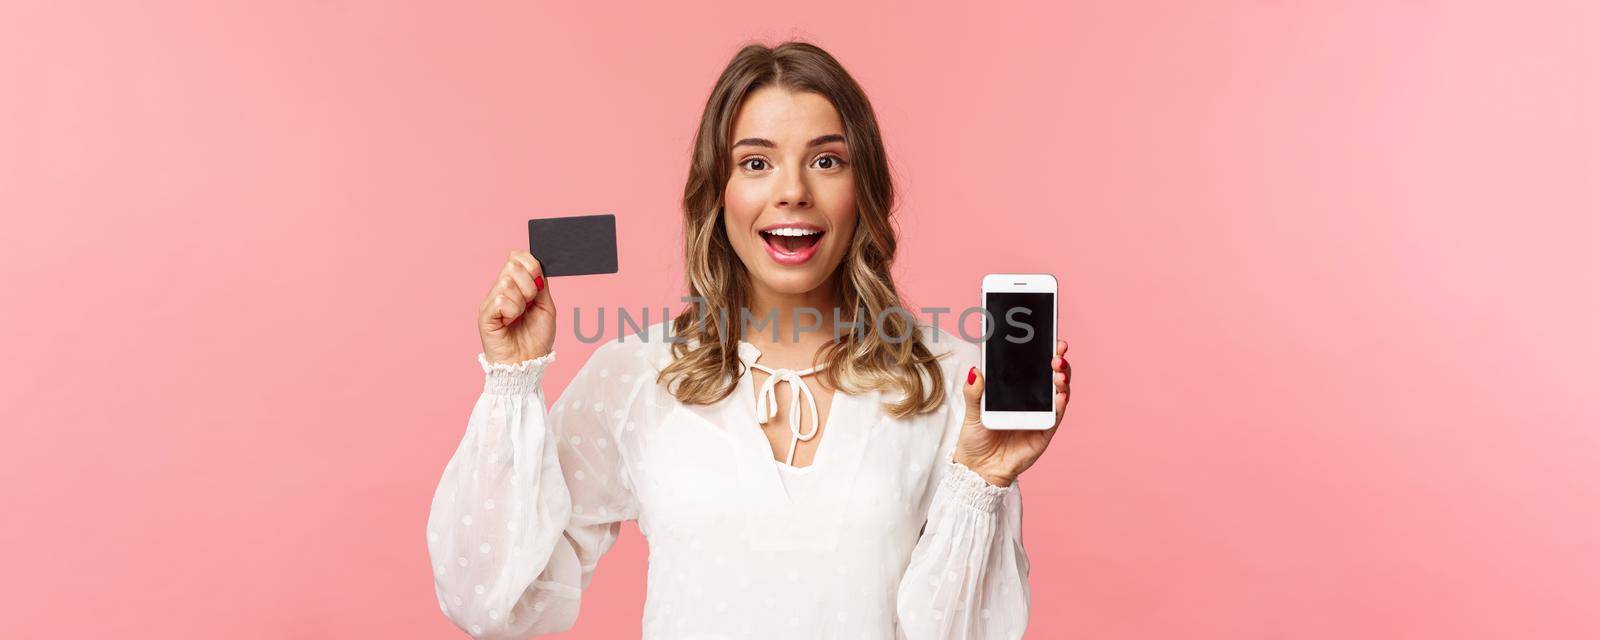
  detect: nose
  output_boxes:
[775,168,811,209]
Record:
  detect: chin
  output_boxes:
[750,266,832,294]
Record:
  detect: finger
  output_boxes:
[506,249,542,274]
[486,292,523,329]
[502,263,537,307]
[479,276,525,316]
[1054,370,1067,390]
[962,366,985,426]
[494,273,527,309]
[500,253,540,301]
[487,257,527,308]
[1055,340,1067,357]
[1053,390,1067,426]
[1052,355,1066,372]
[507,250,550,306]
[1062,358,1071,386]
[502,252,540,300]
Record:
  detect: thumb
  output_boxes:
[530,273,555,311]
[962,366,984,425]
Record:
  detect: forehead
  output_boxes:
[731,87,844,141]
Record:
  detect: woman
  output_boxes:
[427,41,1072,639]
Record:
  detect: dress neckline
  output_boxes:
[736,340,840,471]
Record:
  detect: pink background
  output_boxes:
[3,1,1597,638]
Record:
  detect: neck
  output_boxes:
[743,275,842,346]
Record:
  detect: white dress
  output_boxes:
[426,321,1030,639]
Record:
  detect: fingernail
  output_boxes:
[534,275,544,290]
[967,367,976,385]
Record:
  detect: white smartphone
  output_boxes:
[980,273,1058,430]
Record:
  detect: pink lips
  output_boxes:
[761,230,825,265]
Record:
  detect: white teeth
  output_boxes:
[764,228,821,237]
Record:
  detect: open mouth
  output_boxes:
[760,227,824,254]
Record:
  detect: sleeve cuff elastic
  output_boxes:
[479,351,557,395]
[940,459,1013,513]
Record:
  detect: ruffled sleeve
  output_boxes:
[426,340,646,639]
[895,351,1031,638]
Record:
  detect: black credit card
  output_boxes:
[527,214,618,277]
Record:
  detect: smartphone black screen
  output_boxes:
[984,292,1054,411]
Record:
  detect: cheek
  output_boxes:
[821,181,858,239]
[723,180,765,227]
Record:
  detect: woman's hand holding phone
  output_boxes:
[953,339,1072,488]
[478,249,557,365]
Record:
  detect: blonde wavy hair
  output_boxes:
[658,41,947,419]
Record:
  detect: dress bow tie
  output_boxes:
[749,362,825,467]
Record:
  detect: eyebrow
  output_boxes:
[732,134,846,149]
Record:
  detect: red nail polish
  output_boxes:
[534,275,544,290]
[967,367,976,385]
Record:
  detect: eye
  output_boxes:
[739,157,770,172]
[811,154,846,170]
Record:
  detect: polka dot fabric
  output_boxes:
[426,321,1030,638]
